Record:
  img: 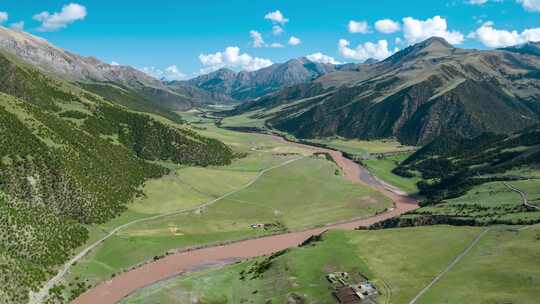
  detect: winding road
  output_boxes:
[49,133,418,304]
[29,157,304,304]
[503,181,540,211]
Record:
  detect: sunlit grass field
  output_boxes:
[123,226,486,304]
[64,114,391,295]
[66,155,391,288]
[363,154,420,194]
[124,225,540,304]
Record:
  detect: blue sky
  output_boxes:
[1,0,540,79]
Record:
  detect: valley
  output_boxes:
[0,6,539,303]
[63,109,540,304]
[53,114,414,303]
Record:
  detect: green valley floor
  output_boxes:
[60,116,393,300]
[122,225,540,304]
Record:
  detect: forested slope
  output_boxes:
[0,51,233,303]
[376,126,540,227]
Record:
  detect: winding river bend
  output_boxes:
[72,133,418,304]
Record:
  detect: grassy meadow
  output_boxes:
[417,225,540,304]
[123,225,540,304]
[363,154,420,194]
[409,178,540,225]
[122,225,504,304]
[63,111,391,296]
[307,137,415,155]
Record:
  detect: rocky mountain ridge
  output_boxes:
[185,57,338,100]
[231,37,540,145]
[0,26,229,113]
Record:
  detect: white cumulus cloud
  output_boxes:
[272,25,283,35]
[10,21,25,31]
[110,61,120,66]
[375,19,401,34]
[33,3,87,32]
[264,10,289,24]
[250,30,265,48]
[199,46,273,74]
[250,30,287,48]
[348,20,369,34]
[402,16,464,45]
[270,42,284,48]
[0,12,8,24]
[469,22,540,48]
[517,0,540,12]
[140,65,188,81]
[338,39,396,62]
[288,36,301,46]
[306,52,343,65]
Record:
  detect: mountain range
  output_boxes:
[0,27,235,121]
[182,57,338,100]
[229,37,540,145]
[0,27,350,116]
[3,25,540,147]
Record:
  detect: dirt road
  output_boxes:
[72,134,418,304]
[31,157,303,304]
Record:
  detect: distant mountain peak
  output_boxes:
[363,58,379,64]
[418,36,454,50]
[384,36,455,64]
[210,68,237,77]
[500,41,540,57]
[187,57,336,100]
[286,57,311,65]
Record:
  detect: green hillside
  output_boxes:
[0,52,233,303]
[380,128,540,227]
[77,82,185,123]
[227,38,540,146]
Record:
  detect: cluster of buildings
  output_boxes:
[326,272,378,304]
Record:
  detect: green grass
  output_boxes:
[410,180,540,225]
[349,226,481,304]
[363,155,420,194]
[175,109,213,124]
[418,225,540,304]
[508,179,540,207]
[219,110,267,129]
[128,166,258,215]
[122,226,484,304]
[124,225,540,304]
[445,181,522,207]
[62,122,315,298]
[60,116,312,292]
[308,137,415,155]
[217,109,416,156]
[67,156,391,288]
[189,120,310,156]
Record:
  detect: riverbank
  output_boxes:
[72,132,418,304]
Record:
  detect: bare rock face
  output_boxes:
[0,27,161,86]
